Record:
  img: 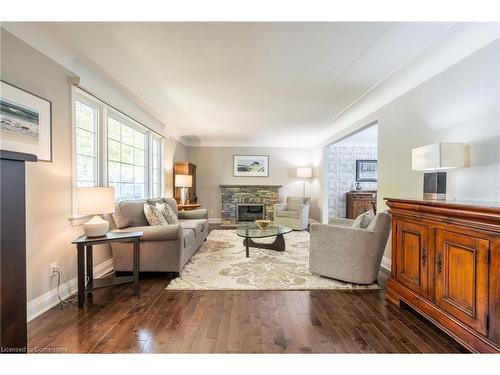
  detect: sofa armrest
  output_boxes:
[112,224,182,241]
[178,208,208,220]
[298,204,310,218]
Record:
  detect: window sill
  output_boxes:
[68,215,91,226]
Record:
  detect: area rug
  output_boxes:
[166,230,379,290]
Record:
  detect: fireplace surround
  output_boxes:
[220,185,281,226]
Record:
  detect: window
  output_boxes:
[73,88,163,207]
[75,99,98,187]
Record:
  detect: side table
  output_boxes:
[178,203,202,211]
[71,231,143,307]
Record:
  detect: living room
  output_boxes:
[1,1,499,373]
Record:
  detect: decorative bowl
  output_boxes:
[255,219,272,230]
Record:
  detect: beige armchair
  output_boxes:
[309,212,391,284]
[273,197,310,230]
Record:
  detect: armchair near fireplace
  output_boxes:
[273,197,310,230]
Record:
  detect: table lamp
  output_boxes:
[296,167,312,198]
[412,143,465,200]
[77,187,115,237]
[175,174,192,205]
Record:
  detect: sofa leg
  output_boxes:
[171,271,180,278]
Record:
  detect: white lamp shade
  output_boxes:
[175,174,192,188]
[412,143,465,171]
[77,187,115,215]
[296,167,312,178]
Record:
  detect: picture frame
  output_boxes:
[233,155,269,177]
[356,159,377,182]
[0,80,52,161]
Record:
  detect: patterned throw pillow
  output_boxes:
[156,202,178,224]
[143,203,167,226]
[352,210,375,229]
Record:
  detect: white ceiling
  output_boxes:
[5,22,462,146]
[334,124,378,147]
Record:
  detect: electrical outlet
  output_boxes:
[49,262,58,277]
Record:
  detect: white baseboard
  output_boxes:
[208,217,222,224]
[27,258,114,322]
[380,256,391,272]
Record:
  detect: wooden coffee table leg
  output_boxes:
[247,234,286,252]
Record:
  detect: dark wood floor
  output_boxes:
[28,268,467,353]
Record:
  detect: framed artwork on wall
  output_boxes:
[356,159,377,182]
[0,80,52,161]
[233,155,269,177]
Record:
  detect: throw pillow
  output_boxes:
[287,197,304,211]
[352,210,375,229]
[143,203,167,226]
[156,202,179,224]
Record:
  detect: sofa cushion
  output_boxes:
[156,202,179,224]
[277,210,300,219]
[183,228,195,248]
[352,210,375,229]
[113,199,149,229]
[179,218,208,233]
[144,203,167,226]
[180,221,203,237]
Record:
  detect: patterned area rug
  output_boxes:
[166,229,379,290]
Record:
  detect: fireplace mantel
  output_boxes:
[220,185,281,226]
[219,184,282,188]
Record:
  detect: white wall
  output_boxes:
[325,39,500,261]
[0,30,182,320]
[187,147,322,221]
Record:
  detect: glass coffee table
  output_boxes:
[236,224,293,257]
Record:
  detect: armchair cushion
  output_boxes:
[287,197,305,211]
[276,210,300,219]
[352,210,374,229]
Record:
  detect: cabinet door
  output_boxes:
[435,229,489,335]
[396,221,429,297]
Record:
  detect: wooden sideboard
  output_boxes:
[346,191,377,219]
[385,197,500,353]
[173,162,197,204]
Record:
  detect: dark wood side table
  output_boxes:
[178,203,202,211]
[71,231,143,307]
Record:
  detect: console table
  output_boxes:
[385,197,499,353]
[71,231,143,307]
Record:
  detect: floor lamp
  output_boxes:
[296,167,312,198]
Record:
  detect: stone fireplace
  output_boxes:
[220,185,281,226]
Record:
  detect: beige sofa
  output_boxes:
[105,197,208,275]
[309,212,391,284]
[273,197,310,230]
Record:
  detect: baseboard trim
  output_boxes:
[208,218,222,224]
[380,256,391,272]
[27,258,114,322]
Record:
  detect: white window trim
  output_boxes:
[69,87,164,225]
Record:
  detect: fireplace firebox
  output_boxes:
[236,203,265,223]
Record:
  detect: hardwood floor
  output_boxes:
[27,269,467,353]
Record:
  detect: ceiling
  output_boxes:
[9,22,457,146]
[334,124,378,147]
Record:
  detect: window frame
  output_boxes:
[70,87,164,224]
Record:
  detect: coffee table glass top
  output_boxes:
[236,224,292,239]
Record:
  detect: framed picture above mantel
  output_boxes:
[233,155,269,177]
[0,81,52,161]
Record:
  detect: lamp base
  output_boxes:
[83,215,109,237]
[423,172,447,201]
[180,187,189,205]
